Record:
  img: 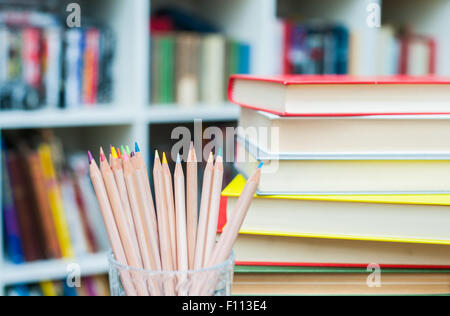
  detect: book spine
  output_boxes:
[282,21,293,74]
[60,176,89,256]
[160,36,175,103]
[82,28,100,105]
[238,43,250,74]
[22,27,42,88]
[27,153,62,259]
[38,144,75,258]
[1,152,25,264]
[7,152,45,261]
[43,27,62,108]
[0,27,9,82]
[65,29,83,108]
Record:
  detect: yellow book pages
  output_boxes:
[40,281,58,297]
[223,174,450,206]
[38,144,74,258]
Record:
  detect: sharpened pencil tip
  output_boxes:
[130,151,135,158]
[176,153,181,164]
[162,152,168,164]
[189,141,194,150]
[123,151,129,162]
[126,145,131,155]
[88,151,94,164]
[100,147,106,162]
[135,141,140,153]
[117,147,122,159]
[258,161,264,169]
[208,152,213,162]
[155,150,159,159]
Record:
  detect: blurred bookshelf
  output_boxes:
[1,0,450,296]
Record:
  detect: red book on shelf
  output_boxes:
[22,27,42,88]
[282,21,293,75]
[228,74,450,116]
[82,28,100,105]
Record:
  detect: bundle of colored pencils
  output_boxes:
[88,142,261,296]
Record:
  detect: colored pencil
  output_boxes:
[203,151,224,266]
[193,152,214,269]
[99,148,149,296]
[110,149,142,266]
[133,142,159,248]
[208,164,262,267]
[88,151,138,296]
[129,153,161,271]
[153,151,176,295]
[174,154,189,295]
[186,142,198,270]
[87,142,260,296]
[161,152,178,269]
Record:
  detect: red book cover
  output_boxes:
[22,27,42,88]
[82,28,100,105]
[282,21,293,75]
[228,74,450,117]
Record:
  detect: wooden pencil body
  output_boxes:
[203,157,223,266]
[162,162,178,269]
[89,161,138,296]
[186,150,198,270]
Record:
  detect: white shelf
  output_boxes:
[0,104,240,130]
[146,104,240,123]
[1,252,109,286]
[0,107,137,130]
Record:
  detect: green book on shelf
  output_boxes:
[159,36,175,104]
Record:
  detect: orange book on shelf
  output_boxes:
[27,152,62,259]
[38,144,74,258]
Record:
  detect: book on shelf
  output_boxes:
[283,21,349,75]
[0,9,115,110]
[228,74,450,116]
[149,7,251,106]
[374,26,435,76]
[6,275,110,297]
[221,174,450,245]
[238,107,450,157]
[1,131,109,264]
[150,32,251,106]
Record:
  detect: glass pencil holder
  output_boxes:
[108,250,235,296]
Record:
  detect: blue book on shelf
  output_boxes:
[8,284,30,296]
[63,282,78,296]
[1,145,25,264]
[238,43,251,74]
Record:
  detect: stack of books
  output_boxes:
[221,74,450,295]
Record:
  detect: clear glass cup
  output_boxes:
[108,250,235,296]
